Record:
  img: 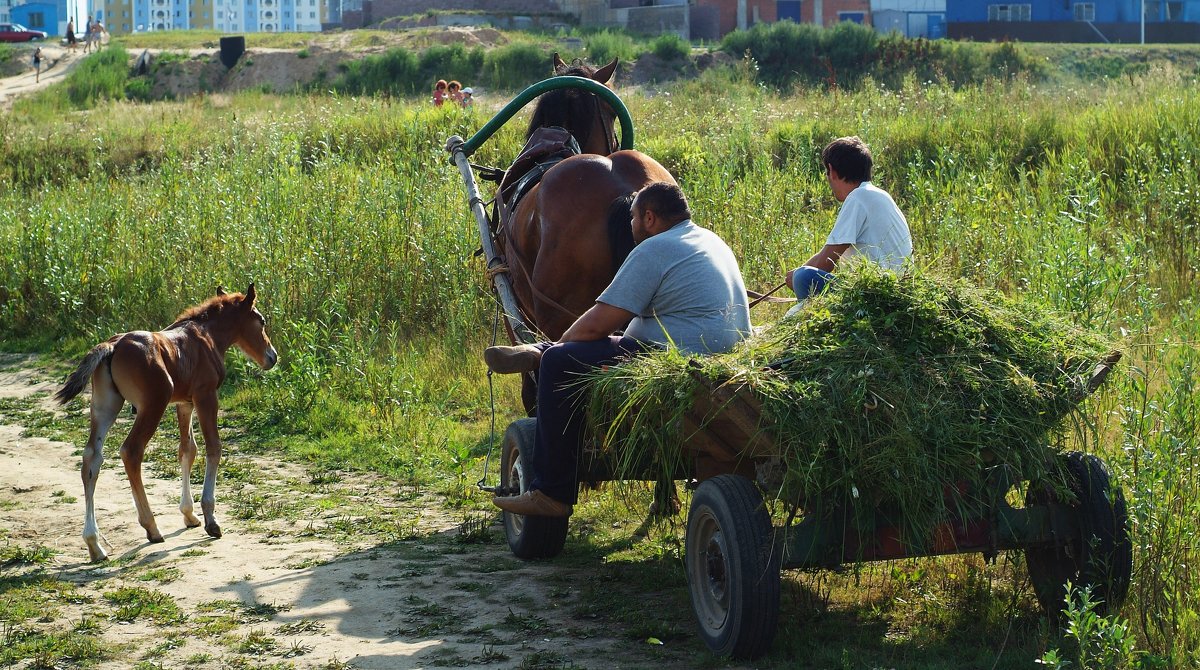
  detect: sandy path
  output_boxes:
[0,354,693,668]
[0,45,84,109]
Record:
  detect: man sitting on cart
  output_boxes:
[487,182,752,517]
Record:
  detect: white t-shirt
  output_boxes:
[825,182,912,272]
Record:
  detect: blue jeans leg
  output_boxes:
[531,336,647,504]
[791,266,835,300]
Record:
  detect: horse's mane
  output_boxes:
[168,293,243,329]
[526,59,609,151]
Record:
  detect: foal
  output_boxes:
[56,284,278,562]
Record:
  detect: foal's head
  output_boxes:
[175,284,278,370]
[526,53,619,156]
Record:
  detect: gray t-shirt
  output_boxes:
[825,181,913,271]
[598,220,751,354]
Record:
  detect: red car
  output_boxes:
[0,23,48,42]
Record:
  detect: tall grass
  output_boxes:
[1,63,1198,665]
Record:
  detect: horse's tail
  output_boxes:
[605,192,637,275]
[55,341,115,405]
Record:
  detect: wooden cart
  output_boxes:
[447,82,1132,660]
[494,354,1131,659]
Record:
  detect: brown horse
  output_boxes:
[501,54,676,342]
[55,284,277,562]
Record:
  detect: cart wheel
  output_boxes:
[499,418,568,560]
[685,474,780,659]
[1025,452,1132,618]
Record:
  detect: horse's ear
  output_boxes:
[594,58,618,85]
[216,286,227,296]
[553,52,566,72]
[245,283,257,305]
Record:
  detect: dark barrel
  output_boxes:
[219,35,245,69]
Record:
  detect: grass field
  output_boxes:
[1,38,1199,669]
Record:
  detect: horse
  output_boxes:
[499,54,676,345]
[55,284,277,562]
[496,56,680,513]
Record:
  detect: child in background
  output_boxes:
[32,47,42,82]
[432,79,448,106]
[460,87,474,108]
[447,80,463,105]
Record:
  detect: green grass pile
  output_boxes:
[587,263,1115,547]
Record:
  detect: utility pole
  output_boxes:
[1141,0,1145,43]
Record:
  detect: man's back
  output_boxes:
[599,220,750,354]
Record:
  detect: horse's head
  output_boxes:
[526,53,619,156]
[217,283,278,370]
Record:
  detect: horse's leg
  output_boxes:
[82,368,125,562]
[120,398,169,544]
[194,392,224,538]
[176,403,202,529]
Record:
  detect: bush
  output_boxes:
[722,20,824,87]
[125,76,153,102]
[481,42,550,91]
[332,47,421,96]
[585,29,640,67]
[418,43,484,89]
[66,45,130,108]
[650,33,690,62]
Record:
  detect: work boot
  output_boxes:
[484,343,543,374]
[492,490,572,517]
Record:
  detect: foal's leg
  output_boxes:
[176,403,203,528]
[120,398,170,544]
[194,392,224,538]
[82,369,125,562]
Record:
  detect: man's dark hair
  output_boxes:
[821,136,873,184]
[635,182,691,223]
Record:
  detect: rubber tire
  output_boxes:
[1025,452,1133,618]
[686,474,780,660]
[499,418,568,560]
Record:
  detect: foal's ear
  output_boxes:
[553,52,566,72]
[245,283,257,305]
[594,58,618,85]
[216,286,228,296]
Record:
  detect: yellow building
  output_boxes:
[100,0,214,34]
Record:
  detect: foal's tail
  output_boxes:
[55,341,115,405]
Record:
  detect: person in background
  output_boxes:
[32,47,42,82]
[66,18,77,51]
[459,87,474,108]
[787,136,912,300]
[447,80,463,106]
[83,15,94,54]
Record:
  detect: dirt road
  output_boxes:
[0,45,83,109]
[0,355,699,669]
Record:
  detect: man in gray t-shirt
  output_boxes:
[488,182,751,518]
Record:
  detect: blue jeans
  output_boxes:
[791,266,834,300]
[529,337,650,504]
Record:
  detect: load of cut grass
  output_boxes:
[586,263,1116,549]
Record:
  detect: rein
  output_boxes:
[747,281,797,308]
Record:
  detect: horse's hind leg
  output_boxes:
[176,403,202,529]
[82,369,125,562]
[120,399,169,544]
[194,392,224,538]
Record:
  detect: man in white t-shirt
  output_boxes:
[787,136,913,298]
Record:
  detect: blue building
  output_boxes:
[947,0,1200,41]
[10,1,58,33]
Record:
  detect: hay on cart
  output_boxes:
[586,263,1117,547]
